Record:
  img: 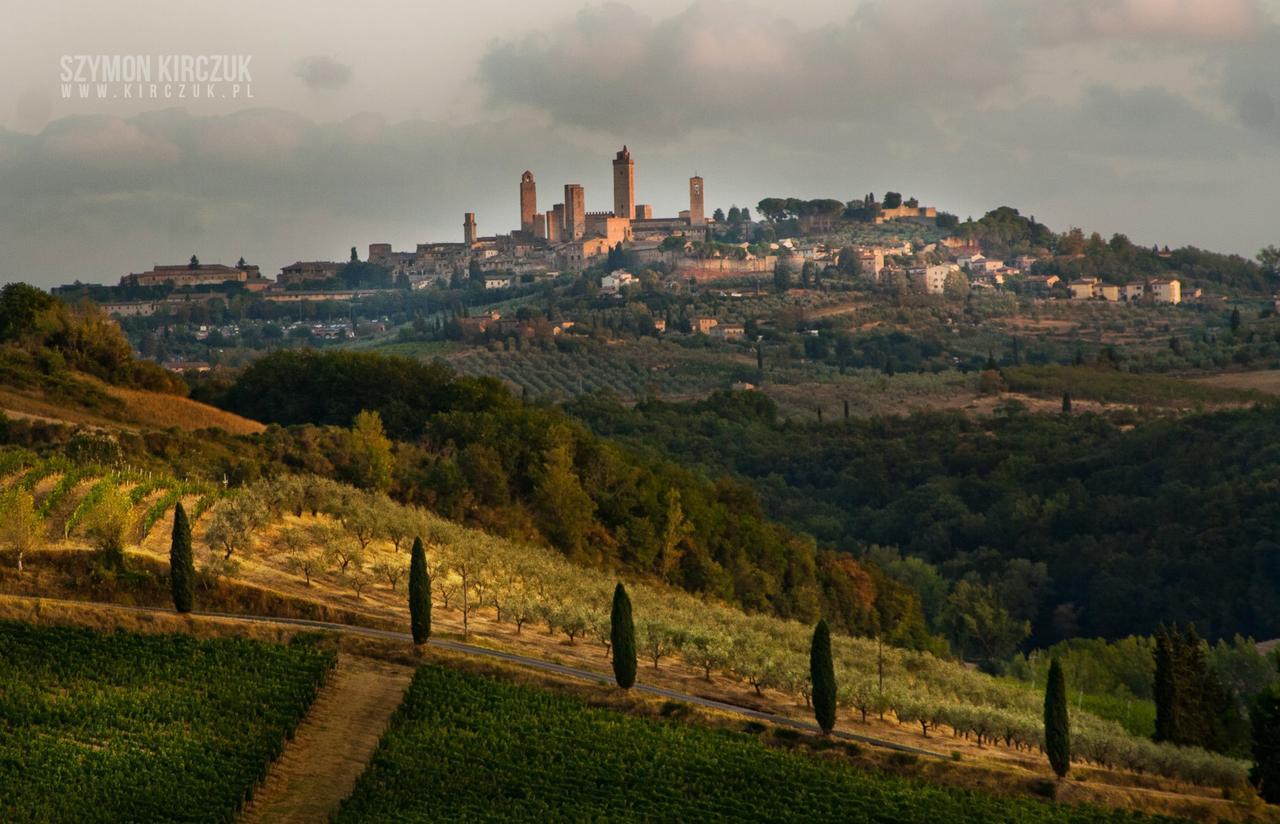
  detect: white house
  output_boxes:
[1149,279,1182,304]
[910,263,961,294]
[600,270,635,294]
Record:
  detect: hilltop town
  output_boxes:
[89,145,1213,313]
[41,144,1277,422]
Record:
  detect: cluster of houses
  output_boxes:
[849,243,1188,304]
[1065,277,1184,304]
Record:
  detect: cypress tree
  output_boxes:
[1044,657,1071,778]
[610,582,637,689]
[1251,681,1280,803]
[1153,625,1178,743]
[1154,623,1229,750]
[810,619,837,734]
[1180,625,1212,747]
[409,537,431,645]
[169,502,194,614]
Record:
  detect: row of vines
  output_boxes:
[224,475,1249,791]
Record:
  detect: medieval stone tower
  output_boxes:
[613,145,635,220]
[548,204,564,242]
[689,175,705,224]
[463,212,477,245]
[564,184,585,240]
[519,171,537,235]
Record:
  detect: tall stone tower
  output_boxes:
[548,204,564,242]
[564,184,585,240]
[612,146,635,220]
[463,212,477,245]
[689,175,705,224]
[519,171,537,235]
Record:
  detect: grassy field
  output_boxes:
[1193,368,1280,396]
[336,665,1180,823]
[0,621,334,823]
[1000,364,1266,407]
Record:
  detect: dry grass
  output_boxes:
[240,653,414,824]
[0,375,263,435]
[1193,369,1280,396]
[0,385,118,430]
[100,382,264,434]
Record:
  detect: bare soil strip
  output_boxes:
[239,653,413,824]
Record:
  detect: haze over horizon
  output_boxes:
[4,0,1280,289]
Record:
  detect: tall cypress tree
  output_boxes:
[1251,681,1280,803]
[169,502,194,614]
[1154,624,1230,751]
[1044,657,1071,779]
[810,619,837,734]
[409,537,431,645]
[1180,625,1212,747]
[610,582,637,689]
[1153,625,1179,743]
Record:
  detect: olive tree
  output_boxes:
[0,487,41,572]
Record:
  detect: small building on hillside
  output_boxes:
[600,270,634,294]
[1149,278,1182,304]
[710,323,746,341]
[1024,274,1060,292]
[858,248,885,279]
[1068,278,1100,300]
[910,263,960,295]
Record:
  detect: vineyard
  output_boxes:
[0,456,1253,798]
[190,475,1249,792]
[0,621,334,823]
[335,665,1176,823]
[443,338,745,400]
[0,448,221,544]
[436,338,975,417]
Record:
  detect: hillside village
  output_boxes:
[40,145,1277,416]
[84,146,1209,328]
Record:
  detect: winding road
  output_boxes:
[11,595,946,759]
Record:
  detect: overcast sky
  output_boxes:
[3,0,1279,288]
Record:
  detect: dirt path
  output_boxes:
[240,654,413,824]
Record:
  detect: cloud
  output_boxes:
[477,1,1033,133]
[4,1,1280,291]
[1069,0,1263,42]
[478,0,1276,137]
[0,108,614,287]
[296,56,354,90]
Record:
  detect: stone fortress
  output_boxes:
[365,146,710,287]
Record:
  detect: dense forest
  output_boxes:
[568,390,1280,648]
